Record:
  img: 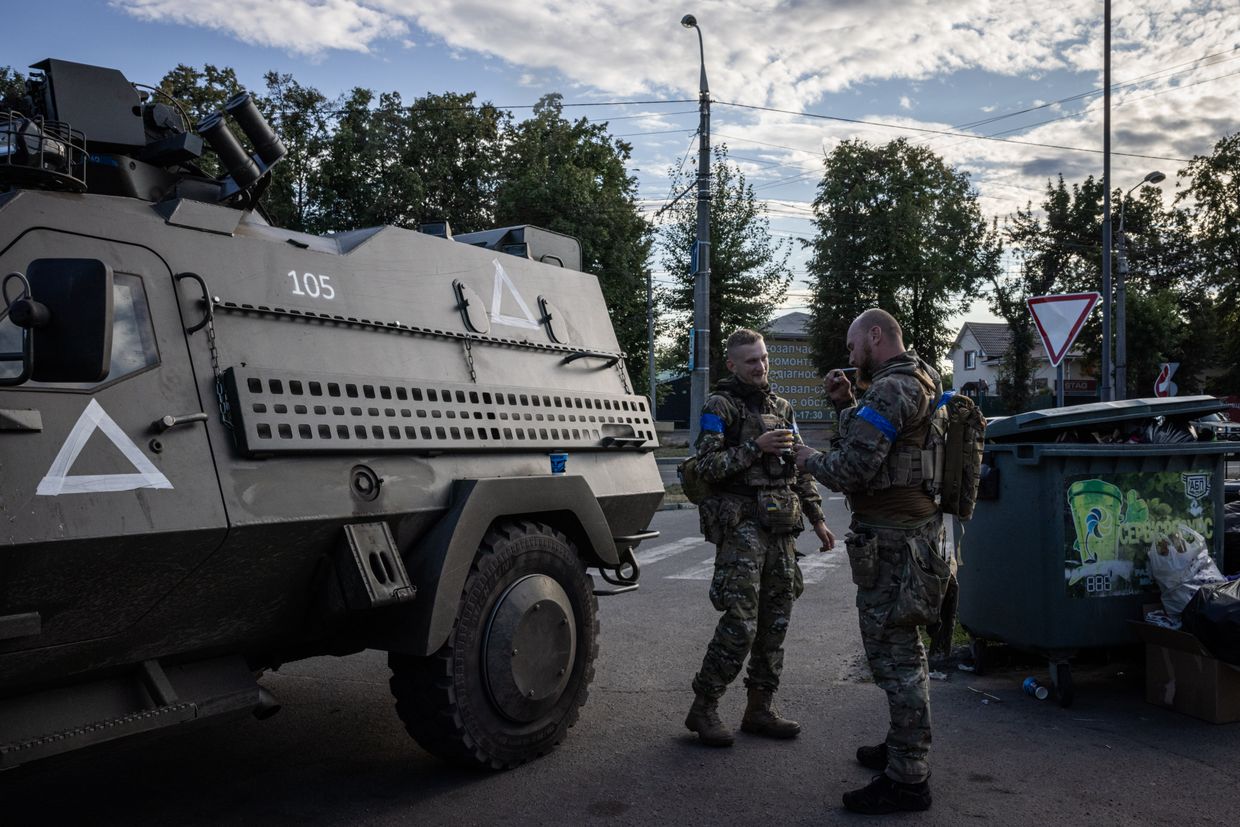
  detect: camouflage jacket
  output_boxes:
[804,350,941,512]
[695,375,825,526]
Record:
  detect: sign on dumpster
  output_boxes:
[1064,469,1216,599]
[1027,292,1100,367]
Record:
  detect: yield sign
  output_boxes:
[1026,292,1100,367]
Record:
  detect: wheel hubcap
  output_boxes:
[483,574,577,723]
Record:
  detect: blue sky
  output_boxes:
[9,1,1240,326]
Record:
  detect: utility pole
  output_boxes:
[1100,0,1113,402]
[647,270,657,415]
[682,14,711,444]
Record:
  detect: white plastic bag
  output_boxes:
[1147,525,1224,617]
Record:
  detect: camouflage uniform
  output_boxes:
[803,350,948,785]
[692,375,825,701]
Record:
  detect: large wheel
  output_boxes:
[388,520,599,769]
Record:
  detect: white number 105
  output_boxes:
[287,270,336,300]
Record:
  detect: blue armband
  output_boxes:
[856,406,897,441]
[700,413,725,433]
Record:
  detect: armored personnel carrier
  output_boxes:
[0,59,661,770]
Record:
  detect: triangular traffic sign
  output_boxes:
[37,399,174,496]
[1027,292,1100,367]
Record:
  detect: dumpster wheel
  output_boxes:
[1049,660,1074,708]
[969,637,988,677]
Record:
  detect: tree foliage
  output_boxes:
[805,138,999,373]
[496,94,652,387]
[659,144,793,381]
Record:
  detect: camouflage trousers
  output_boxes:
[850,514,946,785]
[692,518,800,700]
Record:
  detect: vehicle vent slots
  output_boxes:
[223,368,656,457]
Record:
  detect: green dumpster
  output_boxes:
[959,396,1234,707]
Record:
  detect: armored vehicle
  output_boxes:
[0,59,661,770]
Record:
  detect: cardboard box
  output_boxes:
[1130,619,1240,724]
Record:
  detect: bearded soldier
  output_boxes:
[794,308,949,814]
[685,328,836,747]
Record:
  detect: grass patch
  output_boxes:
[654,445,690,457]
[663,483,689,504]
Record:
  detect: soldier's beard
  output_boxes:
[856,343,876,386]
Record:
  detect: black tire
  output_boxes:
[388,520,599,769]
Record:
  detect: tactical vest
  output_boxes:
[843,360,942,495]
[718,391,798,491]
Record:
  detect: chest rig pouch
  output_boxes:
[750,412,800,533]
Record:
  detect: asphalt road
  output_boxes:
[3,498,1238,825]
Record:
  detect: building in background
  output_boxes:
[948,321,1094,400]
[765,312,832,424]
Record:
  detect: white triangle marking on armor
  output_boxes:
[489,258,540,329]
[37,399,174,496]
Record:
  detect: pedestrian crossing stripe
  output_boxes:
[37,399,173,496]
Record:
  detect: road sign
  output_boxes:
[1154,362,1179,397]
[1027,292,1100,367]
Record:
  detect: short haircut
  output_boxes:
[855,308,903,344]
[725,328,764,358]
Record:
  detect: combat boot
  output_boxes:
[684,693,734,747]
[855,742,888,770]
[842,774,932,814]
[739,687,801,739]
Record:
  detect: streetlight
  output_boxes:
[682,13,711,445]
[1115,169,1166,400]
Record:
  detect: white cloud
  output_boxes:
[111,0,1240,225]
[111,0,407,56]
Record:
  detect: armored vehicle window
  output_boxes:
[0,273,157,389]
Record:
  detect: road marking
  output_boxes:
[634,536,706,566]
[666,555,718,580]
[797,552,842,584]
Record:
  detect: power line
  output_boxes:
[713,100,1193,163]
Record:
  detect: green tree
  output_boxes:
[405,92,507,233]
[496,94,652,389]
[259,72,330,232]
[659,143,792,381]
[0,66,26,112]
[1175,132,1240,392]
[992,176,1093,411]
[805,138,999,372]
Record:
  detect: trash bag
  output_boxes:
[1146,524,1225,617]
[1138,416,1197,444]
[1181,579,1240,666]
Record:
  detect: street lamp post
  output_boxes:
[682,14,711,445]
[1115,169,1166,400]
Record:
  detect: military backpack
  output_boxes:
[926,390,986,521]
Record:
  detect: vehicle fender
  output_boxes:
[389,474,617,656]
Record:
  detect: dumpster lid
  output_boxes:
[985,395,1229,440]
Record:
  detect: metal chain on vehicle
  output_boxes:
[462,338,477,382]
[204,307,233,430]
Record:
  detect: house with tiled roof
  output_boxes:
[948,321,1094,398]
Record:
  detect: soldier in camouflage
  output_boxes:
[685,329,836,748]
[794,308,948,814]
